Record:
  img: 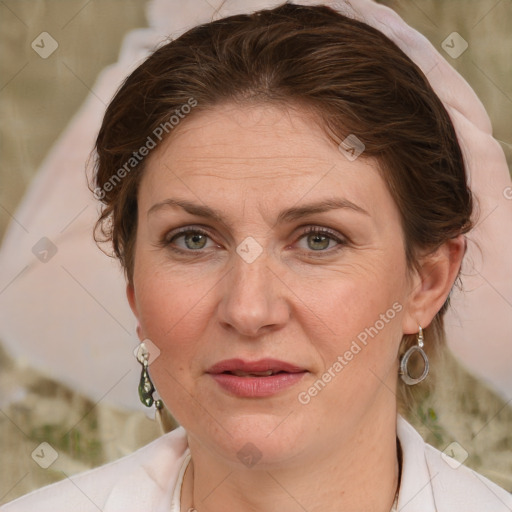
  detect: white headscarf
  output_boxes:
[0,0,510,411]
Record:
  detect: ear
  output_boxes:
[402,235,466,334]
[126,283,143,341]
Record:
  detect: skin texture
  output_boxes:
[127,103,465,512]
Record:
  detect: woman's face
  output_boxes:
[128,103,419,467]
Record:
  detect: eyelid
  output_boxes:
[298,225,350,245]
[298,225,345,241]
[164,225,212,243]
[294,225,347,252]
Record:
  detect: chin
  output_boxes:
[221,423,309,469]
[178,398,312,468]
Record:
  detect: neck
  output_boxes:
[182,398,399,512]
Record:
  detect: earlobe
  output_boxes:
[402,235,466,334]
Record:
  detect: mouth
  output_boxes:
[206,358,307,397]
[223,369,286,377]
[207,358,306,376]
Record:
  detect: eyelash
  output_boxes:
[162,225,347,256]
[298,226,346,254]
[162,226,213,254]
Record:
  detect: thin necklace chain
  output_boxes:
[179,440,402,511]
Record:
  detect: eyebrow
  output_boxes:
[147,198,369,224]
[277,198,369,223]
[148,199,226,224]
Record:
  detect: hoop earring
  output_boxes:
[135,342,163,411]
[399,326,429,385]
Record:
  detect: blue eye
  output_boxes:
[162,226,346,256]
[297,227,345,252]
[167,228,215,251]
[180,232,209,250]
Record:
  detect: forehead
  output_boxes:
[139,103,392,219]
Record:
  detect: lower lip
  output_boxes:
[209,372,306,397]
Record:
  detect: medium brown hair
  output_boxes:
[93,3,473,398]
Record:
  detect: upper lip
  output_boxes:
[206,358,305,374]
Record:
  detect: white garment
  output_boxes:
[2,417,511,511]
[166,453,401,512]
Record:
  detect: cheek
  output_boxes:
[134,272,216,425]
[299,280,404,419]
[134,264,215,366]
[305,259,407,383]
[305,257,405,334]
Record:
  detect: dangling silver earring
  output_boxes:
[136,342,163,411]
[399,326,429,385]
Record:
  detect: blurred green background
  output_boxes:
[1,0,511,504]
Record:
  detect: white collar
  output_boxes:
[169,450,191,512]
[104,415,512,511]
[396,416,437,511]
[119,416,438,512]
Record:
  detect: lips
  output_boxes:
[207,358,305,375]
[206,358,307,397]
[230,369,275,377]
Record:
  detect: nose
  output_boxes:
[217,250,290,338]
